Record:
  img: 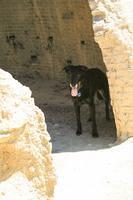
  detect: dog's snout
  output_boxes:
[70,83,77,88]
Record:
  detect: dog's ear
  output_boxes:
[63,66,71,73]
[80,65,88,72]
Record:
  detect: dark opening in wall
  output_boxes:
[6,34,24,50]
[66,59,72,65]
[46,36,54,51]
[6,35,16,46]
[7,35,16,41]
[48,36,53,43]
[30,55,38,64]
[81,40,86,46]
[62,10,74,19]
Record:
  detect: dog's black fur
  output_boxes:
[64,65,110,137]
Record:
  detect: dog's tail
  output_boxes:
[97,91,104,100]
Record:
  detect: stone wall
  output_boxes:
[0,69,56,200]
[89,0,133,140]
[0,0,105,79]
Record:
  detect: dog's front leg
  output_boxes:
[88,104,92,122]
[73,101,82,135]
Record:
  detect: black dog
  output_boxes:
[64,65,110,137]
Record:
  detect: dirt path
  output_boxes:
[20,77,133,200]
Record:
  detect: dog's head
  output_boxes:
[64,65,88,97]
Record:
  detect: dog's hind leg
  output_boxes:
[103,89,110,121]
[105,100,110,121]
[90,99,99,137]
[87,104,92,122]
[73,101,82,135]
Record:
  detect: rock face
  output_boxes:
[0,69,56,200]
[89,0,133,139]
[0,0,105,79]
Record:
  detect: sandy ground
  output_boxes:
[20,76,133,200]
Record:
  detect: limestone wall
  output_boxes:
[0,69,56,200]
[0,0,105,79]
[89,0,133,140]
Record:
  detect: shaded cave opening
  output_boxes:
[16,48,117,154]
[2,2,117,153]
[18,67,117,153]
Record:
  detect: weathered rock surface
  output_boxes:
[89,0,133,140]
[0,69,56,200]
[0,0,105,79]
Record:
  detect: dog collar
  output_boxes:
[78,92,81,97]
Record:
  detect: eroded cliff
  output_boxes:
[89,0,133,139]
[0,69,56,200]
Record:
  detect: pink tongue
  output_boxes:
[71,87,78,97]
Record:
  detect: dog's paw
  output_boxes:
[76,130,82,136]
[92,132,99,138]
[87,117,92,122]
[106,117,110,121]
